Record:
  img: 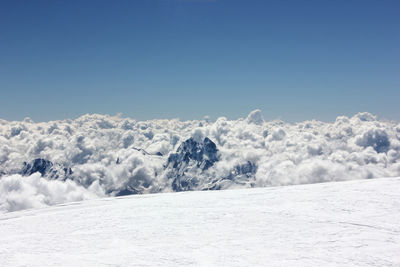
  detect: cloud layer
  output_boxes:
[1,110,399,212]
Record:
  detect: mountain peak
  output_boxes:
[167,137,220,191]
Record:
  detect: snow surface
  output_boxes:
[1,177,399,266]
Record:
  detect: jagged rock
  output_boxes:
[63,167,73,176]
[21,158,53,176]
[165,137,258,191]
[115,187,141,196]
[204,161,258,191]
[21,158,72,180]
[132,147,163,156]
[231,161,257,179]
[166,137,220,191]
[168,137,219,171]
[114,167,154,196]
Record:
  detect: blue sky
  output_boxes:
[0,0,399,122]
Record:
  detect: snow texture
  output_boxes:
[0,177,399,266]
[0,110,400,212]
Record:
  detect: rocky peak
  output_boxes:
[21,158,72,180]
[21,158,53,176]
[168,137,219,170]
[167,137,219,172]
[166,137,220,191]
[232,161,257,178]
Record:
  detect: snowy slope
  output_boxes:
[1,178,400,266]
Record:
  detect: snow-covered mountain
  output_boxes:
[1,177,399,266]
[21,158,73,180]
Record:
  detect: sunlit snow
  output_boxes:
[1,177,399,266]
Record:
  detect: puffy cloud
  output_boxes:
[266,127,286,142]
[355,128,390,153]
[0,173,100,213]
[0,110,399,213]
[354,112,377,122]
[246,109,264,125]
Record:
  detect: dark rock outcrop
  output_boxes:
[167,137,219,171]
[166,137,220,191]
[115,187,141,196]
[230,161,257,180]
[21,158,72,180]
[21,158,53,176]
[204,161,257,190]
[165,137,258,191]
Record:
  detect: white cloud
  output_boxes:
[246,109,264,125]
[0,110,399,212]
[0,173,99,213]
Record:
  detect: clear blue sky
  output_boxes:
[1,0,399,122]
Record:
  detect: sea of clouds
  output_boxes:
[1,110,399,212]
